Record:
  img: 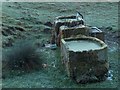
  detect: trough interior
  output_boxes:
[65,40,102,52]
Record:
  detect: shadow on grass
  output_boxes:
[2,39,43,78]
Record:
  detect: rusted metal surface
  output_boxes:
[54,15,105,46]
[61,36,108,83]
[60,25,89,39]
[54,15,84,46]
[54,15,84,36]
[53,14,108,83]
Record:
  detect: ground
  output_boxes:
[1,2,119,88]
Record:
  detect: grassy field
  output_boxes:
[1,2,119,88]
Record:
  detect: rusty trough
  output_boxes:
[53,13,108,83]
[61,36,108,83]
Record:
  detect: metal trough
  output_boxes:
[54,15,84,46]
[61,36,108,83]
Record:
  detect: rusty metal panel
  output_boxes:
[60,25,89,39]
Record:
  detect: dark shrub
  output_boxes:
[4,40,42,72]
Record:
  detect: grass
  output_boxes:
[2,2,118,88]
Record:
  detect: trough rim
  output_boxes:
[55,15,84,23]
[61,36,107,52]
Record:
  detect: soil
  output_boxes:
[1,2,119,88]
